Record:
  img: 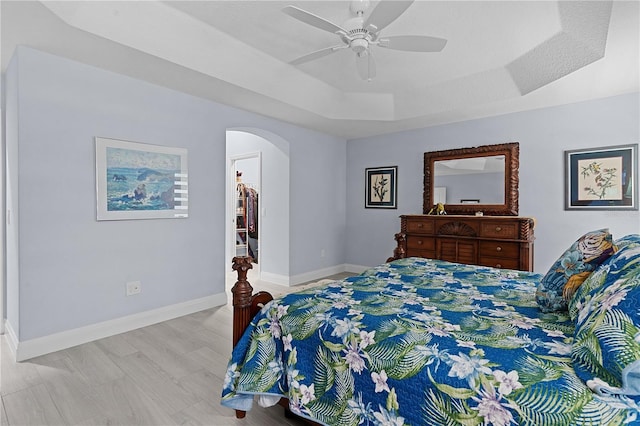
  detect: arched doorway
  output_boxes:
[226,129,290,286]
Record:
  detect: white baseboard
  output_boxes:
[237,263,373,289]
[259,271,290,287]
[5,320,19,361]
[240,263,373,288]
[11,292,227,362]
[288,263,372,285]
[289,266,338,286]
[344,264,370,274]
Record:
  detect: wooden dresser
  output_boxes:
[388,215,535,271]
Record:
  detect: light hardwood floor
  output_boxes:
[1,271,353,426]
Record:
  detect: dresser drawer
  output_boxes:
[391,215,535,271]
[407,236,435,250]
[479,221,518,239]
[478,256,520,270]
[407,248,436,259]
[479,241,519,259]
[405,218,435,234]
[438,239,477,264]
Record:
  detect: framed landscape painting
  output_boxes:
[365,166,397,209]
[96,137,188,220]
[565,144,637,210]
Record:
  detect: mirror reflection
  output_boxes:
[423,142,519,216]
[433,155,505,205]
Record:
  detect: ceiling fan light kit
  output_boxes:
[283,0,448,80]
[350,38,368,54]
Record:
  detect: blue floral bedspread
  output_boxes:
[221,257,639,425]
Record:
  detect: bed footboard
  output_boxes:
[231,256,274,419]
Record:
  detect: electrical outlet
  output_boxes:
[126,280,142,296]
[320,249,326,258]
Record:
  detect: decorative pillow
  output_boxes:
[536,229,615,312]
[570,245,640,397]
[611,233,640,252]
[569,234,640,319]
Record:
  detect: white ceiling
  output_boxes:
[2,1,638,139]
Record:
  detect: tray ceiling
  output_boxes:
[2,1,638,139]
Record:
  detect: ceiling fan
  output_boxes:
[283,0,447,81]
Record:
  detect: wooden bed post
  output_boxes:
[232,256,254,348]
[230,256,276,420]
[231,256,253,420]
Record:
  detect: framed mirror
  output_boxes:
[423,142,519,216]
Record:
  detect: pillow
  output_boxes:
[535,229,615,312]
[569,234,640,319]
[571,249,640,397]
[611,233,640,252]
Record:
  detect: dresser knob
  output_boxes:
[417,223,423,228]
[495,226,502,232]
[496,246,502,252]
[417,240,423,245]
[496,264,502,268]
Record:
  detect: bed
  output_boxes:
[221,233,640,425]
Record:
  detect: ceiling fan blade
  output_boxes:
[282,6,347,35]
[364,1,414,33]
[379,35,447,52]
[290,45,346,66]
[356,51,376,81]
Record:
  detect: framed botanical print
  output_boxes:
[365,166,397,209]
[565,144,637,210]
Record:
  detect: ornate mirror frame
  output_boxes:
[423,142,520,216]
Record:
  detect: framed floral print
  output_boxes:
[365,166,397,209]
[565,144,637,210]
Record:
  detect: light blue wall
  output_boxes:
[289,128,348,276]
[346,93,640,273]
[7,47,347,340]
[6,45,638,344]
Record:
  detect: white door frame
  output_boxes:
[227,152,261,273]
[1,107,5,335]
